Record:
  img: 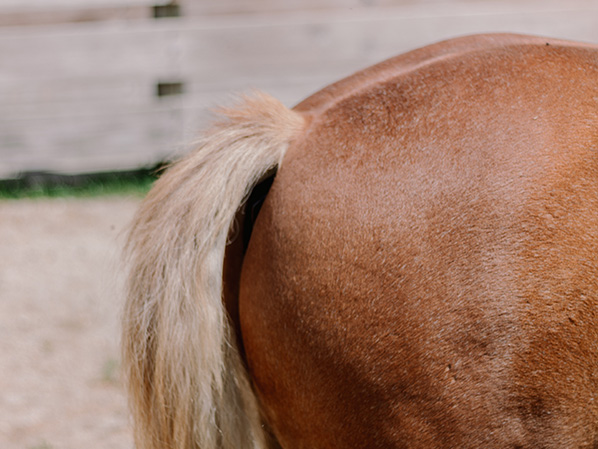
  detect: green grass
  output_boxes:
[101,357,121,384]
[0,164,166,199]
[29,442,53,449]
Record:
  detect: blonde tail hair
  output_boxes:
[122,92,304,449]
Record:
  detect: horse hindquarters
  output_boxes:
[239,36,598,448]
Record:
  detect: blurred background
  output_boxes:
[0,1,597,448]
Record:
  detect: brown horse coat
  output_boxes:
[240,33,598,448]
[124,33,598,449]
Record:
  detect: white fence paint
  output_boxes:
[1,0,597,177]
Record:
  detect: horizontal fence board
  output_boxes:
[0,0,164,11]
[182,7,598,85]
[0,23,184,82]
[179,0,446,16]
[0,105,184,177]
[2,0,596,24]
[0,0,169,26]
[0,7,149,27]
[0,76,155,112]
[2,0,545,15]
[1,1,597,176]
[179,0,598,17]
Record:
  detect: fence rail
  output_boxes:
[1,0,597,177]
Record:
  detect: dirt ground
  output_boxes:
[0,197,141,449]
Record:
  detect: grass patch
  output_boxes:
[101,357,121,384]
[0,164,166,199]
[29,442,53,449]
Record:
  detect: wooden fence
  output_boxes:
[1,0,597,178]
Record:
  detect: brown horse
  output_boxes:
[122,33,598,448]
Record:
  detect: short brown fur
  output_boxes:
[124,34,598,448]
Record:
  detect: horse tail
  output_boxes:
[122,92,305,449]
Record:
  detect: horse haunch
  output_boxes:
[124,34,598,449]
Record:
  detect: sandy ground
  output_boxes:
[0,197,141,449]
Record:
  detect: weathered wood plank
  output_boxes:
[179,0,598,17]
[0,0,514,15]
[0,22,183,82]
[181,3,598,86]
[0,0,159,8]
[179,0,435,16]
[3,0,596,22]
[0,7,149,27]
[0,0,172,26]
[0,104,184,177]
